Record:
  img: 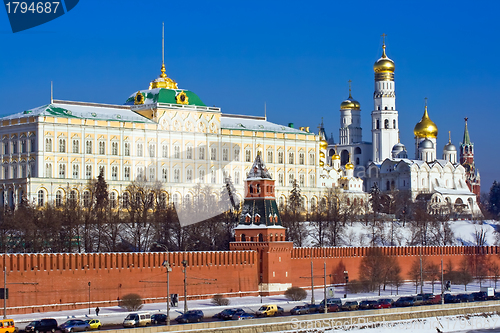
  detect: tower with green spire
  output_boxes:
[460,117,480,198]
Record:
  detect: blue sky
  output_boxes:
[1,0,499,194]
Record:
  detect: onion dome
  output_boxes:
[319,140,328,150]
[419,138,434,149]
[373,44,395,81]
[414,106,438,138]
[345,162,354,170]
[444,142,456,152]
[392,142,406,154]
[331,153,340,161]
[319,151,325,158]
[340,81,360,110]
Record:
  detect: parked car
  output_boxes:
[457,293,475,303]
[394,297,415,307]
[59,320,90,333]
[256,304,281,317]
[319,303,340,312]
[378,298,394,306]
[471,292,488,302]
[426,295,442,305]
[213,308,244,320]
[25,319,58,333]
[413,295,424,306]
[122,313,151,328]
[376,300,392,309]
[359,300,378,310]
[341,301,359,311]
[444,294,460,304]
[150,314,167,325]
[175,311,203,324]
[304,303,321,313]
[290,306,309,315]
[84,320,101,330]
[231,312,254,320]
[277,306,284,315]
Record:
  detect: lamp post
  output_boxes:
[182,260,188,313]
[88,282,91,315]
[162,260,172,326]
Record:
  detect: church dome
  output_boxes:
[443,142,457,152]
[345,162,354,170]
[414,106,438,138]
[340,95,360,110]
[373,45,395,73]
[419,138,434,149]
[331,154,340,161]
[319,140,328,150]
[392,142,406,154]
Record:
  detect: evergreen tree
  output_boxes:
[488,181,500,219]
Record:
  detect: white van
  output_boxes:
[123,313,151,328]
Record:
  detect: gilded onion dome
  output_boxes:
[331,153,340,160]
[414,106,438,138]
[345,162,354,170]
[340,81,360,110]
[373,44,395,73]
[319,140,328,150]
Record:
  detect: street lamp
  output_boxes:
[162,260,172,326]
[182,260,188,313]
[88,282,91,315]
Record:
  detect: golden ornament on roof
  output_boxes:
[345,162,354,170]
[134,91,145,105]
[149,64,178,90]
[414,106,438,138]
[331,154,340,161]
[176,91,189,105]
[373,45,395,73]
[319,151,325,158]
[319,140,328,150]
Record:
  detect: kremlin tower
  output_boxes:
[460,118,481,198]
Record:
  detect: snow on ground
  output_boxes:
[300,220,499,247]
[9,280,500,332]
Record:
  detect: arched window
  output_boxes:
[376,119,380,129]
[386,181,390,191]
[55,190,63,207]
[258,234,263,242]
[393,119,396,129]
[110,192,117,209]
[241,234,246,242]
[83,191,91,208]
[122,192,129,208]
[354,147,361,155]
[384,119,389,129]
[37,190,44,207]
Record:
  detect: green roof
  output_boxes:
[125,88,206,107]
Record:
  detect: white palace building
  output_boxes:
[0,37,481,216]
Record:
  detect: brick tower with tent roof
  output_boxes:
[230,152,293,295]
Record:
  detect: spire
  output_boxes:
[448,131,451,143]
[348,79,352,98]
[149,23,178,90]
[247,153,272,179]
[463,117,471,144]
[381,33,387,58]
[160,22,166,79]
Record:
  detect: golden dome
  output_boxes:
[345,162,354,170]
[373,45,395,73]
[149,64,178,90]
[340,97,360,110]
[414,106,438,138]
[319,160,325,167]
[331,154,340,161]
[319,151,325,158]
[319,140,328,149]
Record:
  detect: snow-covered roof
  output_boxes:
[247,153,272,180]
[221,114,312,134]
[0,100,154,123]
[434,186,475,196]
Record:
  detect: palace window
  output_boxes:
[21,165,26,178]
[288,173,294,185]
[211,148,217,161]
[72,164,79,179]
[37,190,44,207]
[83,191,91,208]
[186,146,193,159]
[85,165,92,179]
[86,141,92,154]
[149,144,155,157]
[234,149,240,161]
[137,143,143,157]
[45,138,52,152]
[124,143,130,156]
[99,141,105,155]
[199,147,205,160]
[309,153,315,165]
[112,166,118,180]
[222,148,228,161]
[187,169,193,182]
[30,138,36,152]
[174,169,180,183]
[235,171,240,185]
[299,174,305,187]
[199,170,205,182]
[245,150,251,162]
[149,167,155,181]
[174,145,180,159]
[12,141,17,154]
[110,192,117,209]
[162,168,167,182]
[59,139,66,153]
[211,169,216,183]
[21,140,26,153]
[112,142,118,155]
[124,167,130,180]
[137,167,144,180]
[278,173,284,186]
[45,163,52,178]
[299,153,305,165]
[122,192,129,208]
[288,152,294,164]
[59,164,66,178]
[55,190,62,207]
[11,165,17,178]
[267,151,273,163]
[278,152,284,163]
[162,145,168,158]
[72,140,79,153]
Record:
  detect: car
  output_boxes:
[359,300,378,310]
[0,319,16,333]
[59,320,90,333]
[175,312,203,324]
[277,306,284,315]
[426,295,442,304]
[457,293,475,303]
[413,295,424,306]
[378,298,394,306]
[231,312,254,320]
[290,305,309,315]
[213,308,244,320]
[122,313,151,328]
[25,319,58,333]
[417,293,434,305]
[376,300,392,309]
[341,301,359,311]
[471,292,488,302]
[394,297,415,307]
[84,320,101,330]
[444,294,460,304]
[304,303,321,313]
[150,314,167,325]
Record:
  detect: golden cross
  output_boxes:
[381,33,387,46]
[424,97,428,107]
[348,80,352,97]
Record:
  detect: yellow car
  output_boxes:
[84,320,101,330]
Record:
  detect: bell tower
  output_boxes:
[230,153,293,295]
[460,117,481,198]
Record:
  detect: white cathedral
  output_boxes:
[323,41,481,216]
